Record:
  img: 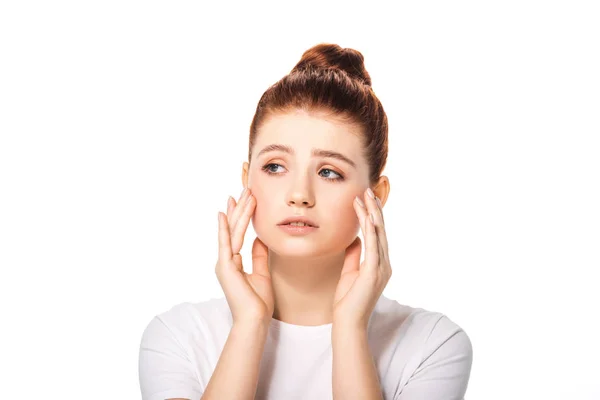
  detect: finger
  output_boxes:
[372,198,389,266]
[375,196,385,226]
[355,198,367,243]
[354,196,367,234]
[364,190,386,263]
[364,213,380,273]
[227,196,235,219]
[364,189,381,226]
[230,188,250,232]
[231,193,255,254]
[217,212,233,261]
[340,236,361,275]
[356,196,381,269]
[356,194,385,263]
[251,236,270,278]
[375,221,390,268]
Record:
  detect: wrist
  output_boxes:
[332,315,369,332]
[233,317,271,332]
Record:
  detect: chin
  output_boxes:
[261,232,350,260]
[265,235,317,253]
[269,242,325,258]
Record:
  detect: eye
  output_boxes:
[261,163,285,175]
[261,164,345,182]
[319,168,344,181]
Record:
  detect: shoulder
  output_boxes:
[140,296,232,346]
[370,295,473,364]
[370,296,473,397]
[373,295,470,337]
[139,298,231,400]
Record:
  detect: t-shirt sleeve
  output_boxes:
[396,316,473,400]
[138,315,203,400]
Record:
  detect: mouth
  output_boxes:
[277,217,319,228]
[277,223,318,235]
[279,222,317,228]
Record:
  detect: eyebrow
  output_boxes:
[257,144,357,168]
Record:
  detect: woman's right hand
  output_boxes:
[216,187,274,327]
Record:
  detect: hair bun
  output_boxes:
[291,43,372,87]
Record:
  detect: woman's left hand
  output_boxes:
[332,188,392,330]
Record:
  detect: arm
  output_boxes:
[332,325,383,400]
[201,320,269,400]
[139,315,269,400]
[139,316,204,400]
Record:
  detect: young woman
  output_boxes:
[139,43,473,400]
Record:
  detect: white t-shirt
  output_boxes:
[138,295,473,400]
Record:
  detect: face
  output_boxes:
[244,109,371,258]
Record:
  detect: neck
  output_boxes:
[268,249,345,326]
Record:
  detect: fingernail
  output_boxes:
[376,197,382,208]
[370,212,375,224]
[240,187,247,198]
[355,196,365,208]
[367,188,375,198]
[246,193,253,204]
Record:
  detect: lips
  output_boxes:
[277,216,319,228]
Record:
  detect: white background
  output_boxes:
[1,1,599,399]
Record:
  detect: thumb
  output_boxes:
[251,237,270,278]
[340,236,361,275]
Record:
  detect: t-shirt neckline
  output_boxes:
[269,317,333,338]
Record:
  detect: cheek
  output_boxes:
[326,194,361,235]
[248,173,271,206]
[249,185,271,229]
[338,201,360,232]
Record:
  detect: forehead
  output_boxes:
[255,109,364,156]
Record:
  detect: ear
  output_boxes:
[242,161,250,189]
[372,176,390,207]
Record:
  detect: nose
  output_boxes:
[286,175,315,208]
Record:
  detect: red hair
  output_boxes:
[247,43,389,185]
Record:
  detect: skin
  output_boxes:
[239,108,391,327]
